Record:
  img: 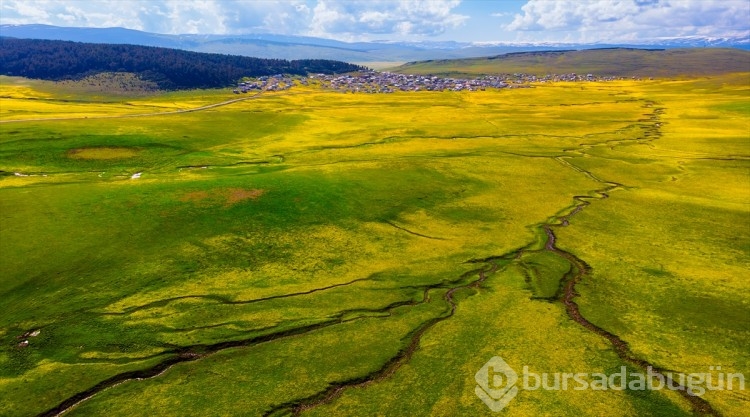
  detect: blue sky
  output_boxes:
[1,1,748,43]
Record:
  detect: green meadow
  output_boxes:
[0,74,748,416]
[393,48,750,78]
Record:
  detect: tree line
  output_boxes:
[0,37,366,90]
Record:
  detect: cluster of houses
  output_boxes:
[521,73,636,82]
[312,71,637,93]
[313,72,509,93]
[234,70,637,95]
[233,75,295,93]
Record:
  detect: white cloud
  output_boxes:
[0,0,468,40]
[307,0,467,40]
[506,0,750,42]
[2,0,747,43]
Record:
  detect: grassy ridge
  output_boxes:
[1,74,748,416]
[393,48,750,77]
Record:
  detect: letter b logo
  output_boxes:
[475,356,519,412]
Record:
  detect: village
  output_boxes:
[233,70,632,94]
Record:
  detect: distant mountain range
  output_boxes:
[2,24,749,63]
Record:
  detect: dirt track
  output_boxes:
[0,92,263,124]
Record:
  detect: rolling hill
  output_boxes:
[0,37,364,90]
[392,48,750,78]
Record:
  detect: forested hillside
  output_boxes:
[0,37,364,89]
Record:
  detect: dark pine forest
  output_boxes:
[0,37,365,89]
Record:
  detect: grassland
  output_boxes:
[0,73,748,416]
[393,48,750,78]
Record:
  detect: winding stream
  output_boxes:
[36,99,719,417]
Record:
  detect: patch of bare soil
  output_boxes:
[179,190,212,203]
[179,188,265,207]
[225,188,264,205]
[67,147,140,160]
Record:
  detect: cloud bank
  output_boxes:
[0,0,467,40]
[1,0,747,43]
[506,0,749,42]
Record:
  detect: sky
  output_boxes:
[1,0,748,44]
